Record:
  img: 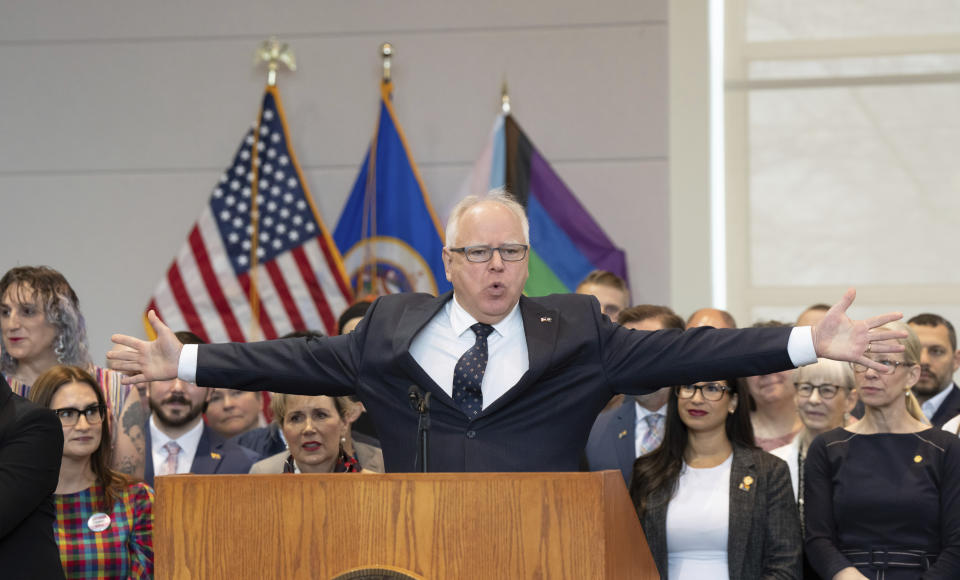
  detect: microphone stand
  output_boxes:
[408,386,431,472]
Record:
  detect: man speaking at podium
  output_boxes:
[109,192,904,473]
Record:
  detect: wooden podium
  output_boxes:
[154,471,659,579]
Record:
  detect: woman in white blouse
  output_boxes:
[631,379,801,580]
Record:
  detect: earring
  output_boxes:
[54,334,66,363]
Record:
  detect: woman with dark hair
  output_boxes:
[0,266,143,478]
[631,379,800,579]
[29,365,153,578]
[804,321,960,579]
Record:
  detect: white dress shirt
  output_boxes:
[149,415,204,475]
[635,402,668,457]
[408,296,528,409]
[178,308,818,400]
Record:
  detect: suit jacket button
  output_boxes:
[466,430,478,439]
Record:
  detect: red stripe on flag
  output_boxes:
[292,245,337,335]
[316,236,352,302]
[237,272,278,340]
[188,226,246,342]
[167,264,210,343]
[265,260,306,332]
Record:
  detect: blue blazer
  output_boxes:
[195,292,795,473]
[585,395,638,486]
[144,422,260,487]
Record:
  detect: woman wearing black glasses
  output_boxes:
[29,365,153,578]
[630,379,800,579]
[804,321,960,579]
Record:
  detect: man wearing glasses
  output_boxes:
[109,190,907,473]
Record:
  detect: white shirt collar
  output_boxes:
[149,414,205,458]
[922,381,956,420]
[635,401,667,421]
[448,294,522,340]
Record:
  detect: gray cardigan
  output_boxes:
[640,444,801,580]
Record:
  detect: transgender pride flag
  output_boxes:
[460,113,628,296]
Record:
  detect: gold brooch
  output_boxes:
[738,475,754,492]
[210,452,222,460]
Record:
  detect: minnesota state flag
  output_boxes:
[334,81,450,297]
[461,113,628,295]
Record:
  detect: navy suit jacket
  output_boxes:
[144,421,260,487]
[585,396,639,486]
[931,384,960,429]
[0,382,64,579]
[196,292,795,473]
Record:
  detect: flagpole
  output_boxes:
[250,39,297,339]
[501,77,511,116]
[360,43,393,297]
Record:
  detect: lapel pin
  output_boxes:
[618,429,628,439]
[914,455,923,463]
[540,316,552,323]
[738,475,754,492]
[210,452,222,460]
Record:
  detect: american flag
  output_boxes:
[147,86,353,341]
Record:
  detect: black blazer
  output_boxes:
[640,445,801,580]
[143,422,260,487]
[196,292,795,473]
[0,381,65,579]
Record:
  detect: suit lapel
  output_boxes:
[191,426,225,474]
[393,292,458,407]
[615,398,638,480]
[143,422,155,486]
[480,296,559,416]
[727,446,758,580]
[932,384,960,427]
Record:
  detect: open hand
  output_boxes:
[106,310,183,385]
[812,288,907,373]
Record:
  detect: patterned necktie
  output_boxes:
[453,323,495,417]
[638,413,665,456]
[161,441,181,476]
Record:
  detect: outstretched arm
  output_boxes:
[811,288,906,373]
[107,310,182,385]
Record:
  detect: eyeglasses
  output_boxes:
[675,383,730,401]
[54,405,106,426]
[849,360,915,374]
[448,244,529,263]
[795,382,843,399]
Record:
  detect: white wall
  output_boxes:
[0,1,670,362]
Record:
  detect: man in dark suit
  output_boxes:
[0,381,65,578]
[143,331,259,486]
[110,192,906,473]
[908,313,960,428]
[585,305,686,485]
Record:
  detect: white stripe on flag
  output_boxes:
[175,232,229,343]
[150,277,188,334]
[252,262,293,338]
[302,239,350,316]
[197,208,253,341]
[276,252,323,331]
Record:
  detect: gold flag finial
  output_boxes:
[501,77,511,115]
[381,42,393,84]
[255,38,297,87]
